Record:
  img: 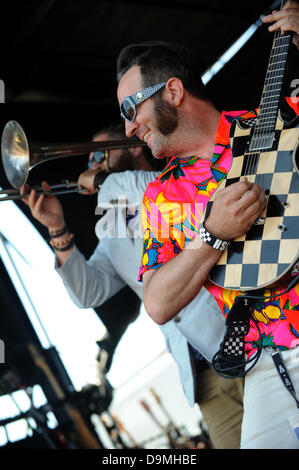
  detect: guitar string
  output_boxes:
[243,30,279,182]
[255,30,283,181]
[244,31,290,190]
[255,30,283,186]
[241,1,288,187]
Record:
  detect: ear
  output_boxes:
[164,77,184,106]
[129,146,144,159]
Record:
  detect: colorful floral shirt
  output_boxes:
[138,109,299,357]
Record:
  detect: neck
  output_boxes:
[177,98,220,161]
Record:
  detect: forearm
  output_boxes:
[142,234,222,324]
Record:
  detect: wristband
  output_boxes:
[198,222,230,251]
[49,233,74,251]
[51,240,74,252]
[48,225,68,238]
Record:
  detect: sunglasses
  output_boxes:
[88,150,109,171]
[120,82,166,122]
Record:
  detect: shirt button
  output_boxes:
[174,316,181,323]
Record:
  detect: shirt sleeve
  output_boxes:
[55,243,126,308]
[138,193,182,281]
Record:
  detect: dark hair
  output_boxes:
[93,120,165,171]
[92,120,128,141]
[116,40,209,101]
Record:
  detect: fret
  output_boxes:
[268,50,288,59]
[269,51,290,58]
[254,124,276,132]
[264,84,283,91]
[264,77,284,84]
[272,43,289,49]
[260,102,280,110]
[258,108,278,113]
[269,51,289,58]
[257,113,278,118]
[273,35,291,45]
[263,89,282,95]
[260,102,277,112]
[266,67,287,73]
[256,114,277,121]
[256,120,277,125]
[256,119,277,126]
[265,70,285,76]
[260,94,281,101]
[268,59,288,67]
[259,105,279,110]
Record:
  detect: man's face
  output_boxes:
[89,132,134,172]
[117,65,178,159]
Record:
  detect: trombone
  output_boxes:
[0,120,146,198]
[0,180,82,202]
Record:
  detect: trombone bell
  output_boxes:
[1,119,147,190]
[1,120,30,188]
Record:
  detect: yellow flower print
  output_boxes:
[253,304,281,325]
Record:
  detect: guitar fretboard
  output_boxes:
[249,28,292,151]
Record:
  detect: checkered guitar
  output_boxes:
[209,3,299,378]
[205,113,299,291]
[204,32,299,292]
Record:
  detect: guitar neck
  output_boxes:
[250,5,292,150]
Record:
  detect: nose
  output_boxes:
[125,119,138,138]
[92,161,106,171]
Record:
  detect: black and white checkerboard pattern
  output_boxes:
[198,225,211,243]
[223,320,249,358]
[206,116,299,290]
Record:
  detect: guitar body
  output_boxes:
[205,113,299,290]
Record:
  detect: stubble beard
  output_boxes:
[111,149,135,172]
[151,97,178,160]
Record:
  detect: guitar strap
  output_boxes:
[212,269,299,378]
[211,290,263,378]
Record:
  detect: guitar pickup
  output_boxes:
[249,131,276,151]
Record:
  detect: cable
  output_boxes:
[211,274,299,379]
[238,273,299,302]
[211,317,263,379]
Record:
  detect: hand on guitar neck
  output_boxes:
[204,176,266,242]
[262,0,299,50]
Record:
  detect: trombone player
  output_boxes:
[19,121,159,371]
